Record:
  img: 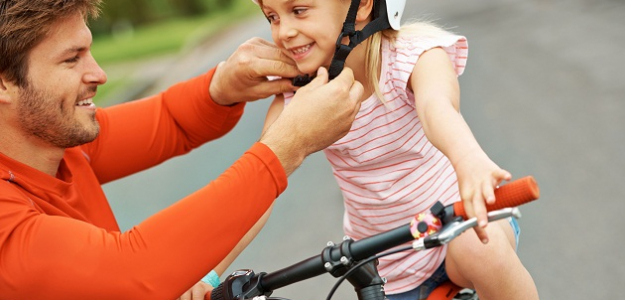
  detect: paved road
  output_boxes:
[102,1,625,299]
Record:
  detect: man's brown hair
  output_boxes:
[0,0,102,87]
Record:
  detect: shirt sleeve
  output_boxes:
[0,143,287,300]
[82,67,246,184]
[393,34,469,83]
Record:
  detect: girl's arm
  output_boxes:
[410,47,511,243]
[262,94,286,134]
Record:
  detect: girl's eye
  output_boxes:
[293,8,307,15]
[266,14,279,23]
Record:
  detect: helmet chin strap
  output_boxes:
[293,0,392,86]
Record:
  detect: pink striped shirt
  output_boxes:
[285,34,468,293]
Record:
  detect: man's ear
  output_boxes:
[0,75,16,104]
[356,0,375,23]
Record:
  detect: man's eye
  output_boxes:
[65,56,80,63]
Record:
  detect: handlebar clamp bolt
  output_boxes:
[382,277,388,284]
[327,241,335,247]
[343,236,351,241]
[340,256,350,265]
[324,262,333,271]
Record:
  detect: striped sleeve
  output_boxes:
[391,35,469,86]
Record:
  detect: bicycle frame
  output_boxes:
[209,177,539,300]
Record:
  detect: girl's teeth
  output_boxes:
[292,45,310,54]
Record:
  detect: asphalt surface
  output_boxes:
[102,1,625,299]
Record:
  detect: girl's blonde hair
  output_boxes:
[364,20,453,101]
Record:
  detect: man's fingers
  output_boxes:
[253,47,297,68]
[300,67,329,90]
[250,36,279,47]
[330,67,356,87]
[191,283,208,300]
[179,290,191,300]
[236,38,298,79]
[348,79,365,106]
[320,67,357,99]
[253,79,296,100]
[316,66,329,80]
[251,58,300,79]
[254,39,294,65]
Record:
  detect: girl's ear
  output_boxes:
[356,0,375,22]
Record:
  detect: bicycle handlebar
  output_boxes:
[208,176,539,300]
[453,176,539,219]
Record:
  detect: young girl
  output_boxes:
[251,0,540,299]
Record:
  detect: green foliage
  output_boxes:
[91,0,257,104]
[91,0,255,64]
[90,0,238,36]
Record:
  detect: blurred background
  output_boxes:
[97,0,625,299]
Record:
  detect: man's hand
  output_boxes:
[260,67,364,175]
[176,281,212,300]
[209,38,301,106]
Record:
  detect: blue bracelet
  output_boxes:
[201,270,221,288]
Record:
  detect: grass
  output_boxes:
[92,0,258,103]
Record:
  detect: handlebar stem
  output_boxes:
[321,239,354,277]
[322,238,387,300]
[211,270,271,300]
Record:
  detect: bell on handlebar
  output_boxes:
[410,211,443,240]
[412,207,522,251]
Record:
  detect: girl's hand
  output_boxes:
[177,281,213,300]
[453,150,511,244]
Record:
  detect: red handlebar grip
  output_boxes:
[452,176,539,219]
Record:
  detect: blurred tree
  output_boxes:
[102,0,152,25]
[88,0,238,36]
[91,0,155,35]
[215,0,234,9]
[169,0,207,16]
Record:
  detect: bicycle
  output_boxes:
[208,176,540,300]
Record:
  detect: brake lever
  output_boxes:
[412,207,521,251]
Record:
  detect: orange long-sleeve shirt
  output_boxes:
[0,68,288,300]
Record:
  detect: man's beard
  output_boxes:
[17,83,100,148]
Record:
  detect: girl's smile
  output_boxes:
[286,43,314,61]
[260,0,350,74]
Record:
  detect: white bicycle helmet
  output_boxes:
[250,0,406,83]
[386,0,406,30]
[250,0,404,29]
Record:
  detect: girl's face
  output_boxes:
[260,0,350,75]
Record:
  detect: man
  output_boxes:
[0,1,363,300]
